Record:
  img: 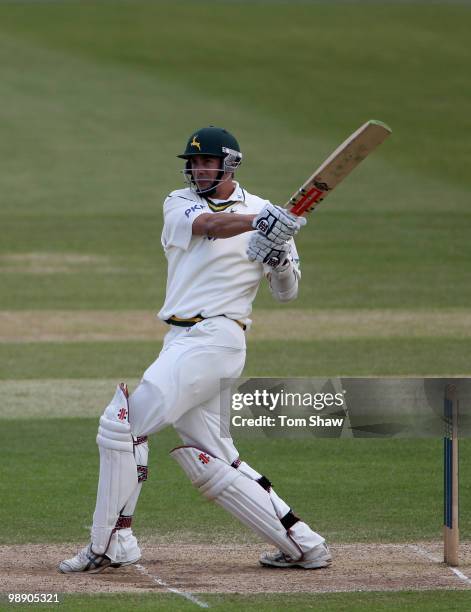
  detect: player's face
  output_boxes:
[190,156,223,191]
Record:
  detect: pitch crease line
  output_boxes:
[410,545,471,586]
[134,563,210,608]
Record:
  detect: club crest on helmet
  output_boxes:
[190,136,201,151]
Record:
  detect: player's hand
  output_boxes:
[252,204,306,244]
[246,232,290,269]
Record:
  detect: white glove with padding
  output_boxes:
[252,203,306,244]
[247,232,290,269]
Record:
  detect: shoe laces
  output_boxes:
[273,550,291,562]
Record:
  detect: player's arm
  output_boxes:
[192,213,257,239]
[266,257,300,302]
[192,201,306,239]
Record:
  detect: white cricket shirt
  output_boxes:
[158,182,299,326]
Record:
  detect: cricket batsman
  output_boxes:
[59,126,331,573]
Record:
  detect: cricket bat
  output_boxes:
[287,119,392,216]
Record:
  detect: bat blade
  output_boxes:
[288,119,392,216]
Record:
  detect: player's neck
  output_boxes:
[211,178,236,201]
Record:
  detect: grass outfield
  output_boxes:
[2,338,471,379]
[1,1,470,609]
[0,1,470,313]
[7,591,471,611]
[3,418,470,544]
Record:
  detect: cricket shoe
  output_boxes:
[259,542,332,569]
[58,543,139,574]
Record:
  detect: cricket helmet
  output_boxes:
[178,126,242,169]
[178,127,243,196]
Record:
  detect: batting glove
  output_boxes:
[252,203,307,244]
[247,232,291,269]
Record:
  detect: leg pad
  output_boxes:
[170,446,302,560]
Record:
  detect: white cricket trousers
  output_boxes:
[94,315,325,562]
[129,315,246,462]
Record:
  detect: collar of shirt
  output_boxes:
[207,182,247,206]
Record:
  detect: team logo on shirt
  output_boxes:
[191,136,201,151]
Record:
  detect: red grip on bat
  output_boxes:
[289,185,325,216]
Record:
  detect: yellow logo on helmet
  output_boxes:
[191,136,201,151]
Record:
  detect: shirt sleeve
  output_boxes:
[161,196,208,251]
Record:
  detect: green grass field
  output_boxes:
[1,1,470,610]
[4,419,471,545]
[4,591,471,612]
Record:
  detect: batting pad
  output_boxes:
[236,461,289,516]
[170,446,302,560]
[237,460,324,553]
[92,385,138,555]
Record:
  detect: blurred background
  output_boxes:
[1,0,470,377]
[1,3,470,607]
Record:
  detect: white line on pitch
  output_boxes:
[410,545,471,586]
[451,567,471,586]
[134,563,210,608]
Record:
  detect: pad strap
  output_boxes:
[134,436,149,482]
[115,515,133,530]
[280,510,300,530]
[257,475,272,491]
[137,466,148,482]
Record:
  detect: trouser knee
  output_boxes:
[128,379,169,437]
